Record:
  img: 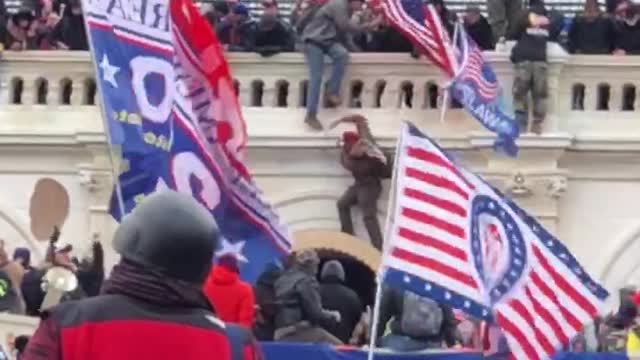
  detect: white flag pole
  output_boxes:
[366,122,406,360]
[440,22,461,125]
[439,91,450,125]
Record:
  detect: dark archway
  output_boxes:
[317,249,376,307]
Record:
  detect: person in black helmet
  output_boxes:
[22,191,263,360]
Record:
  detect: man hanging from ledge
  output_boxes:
[330,114,391,250]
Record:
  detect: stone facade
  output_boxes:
[0,50,639,333]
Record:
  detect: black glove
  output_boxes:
[50,226,60,244]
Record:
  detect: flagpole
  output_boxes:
[439,22,460,125]
[439,91,449,124]
[366,122,405,360]
[79,0,126,219]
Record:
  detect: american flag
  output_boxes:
[382,122,608,360]
[377,0,456,76]
[455,24,500,101]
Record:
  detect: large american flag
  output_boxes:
[382,122,608,360]
[376,0,456,76]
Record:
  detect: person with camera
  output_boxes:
[22,191,262,360]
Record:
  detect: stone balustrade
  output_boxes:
[1,50,640,150]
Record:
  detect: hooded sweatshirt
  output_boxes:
[319,260,363,343]
[509,2,562,63]
[203,264,255,329]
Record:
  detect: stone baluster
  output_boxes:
[412,82,426,110]
[609,84,622,112]
[237,80,251,107]
[584,81,596,112]
[0,75,11,105]
[48,76,64,107]
[263,79,278,108]
[21,75,37,106]
[360,79,376,108]
[379,78,401,109]
[71,77,86,106]
[288,81,302,109]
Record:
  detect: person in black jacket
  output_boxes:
[254,0,294,57]
[375,287,458,352]
[431,0,454,37]
[319,260,363,343]
[464,7,495,50]
[216,3,257,52]
[253,262,283,341]
[273,249,342,344]
[509,0,561,135]
[49,0,87,50]
[363,14,413,53]
[613,3,640,55]
[569,0,614,54]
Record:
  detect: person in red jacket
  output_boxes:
[205,254,256,329]
[21,191,262,360]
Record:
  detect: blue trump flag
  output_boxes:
[449,24,520,156]
[84,0,292,282]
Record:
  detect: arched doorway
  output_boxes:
[293,229,380,306]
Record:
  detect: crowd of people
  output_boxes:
[0,0,87,50]
[1,0,640,358]
[1,193,640,358]
[2,0,640,133]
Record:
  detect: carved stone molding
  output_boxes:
[77,164,112,194]
[546,177,568,199]
[504,172,533,198]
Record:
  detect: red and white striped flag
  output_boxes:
[381,122,608,360]
[374,0,455,76]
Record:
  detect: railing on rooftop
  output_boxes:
[1,49,640,146]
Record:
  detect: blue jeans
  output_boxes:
[303,42,349,117]
[380,334,440,352]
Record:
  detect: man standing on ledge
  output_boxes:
[292,0,380,130]
[332,115,391,250]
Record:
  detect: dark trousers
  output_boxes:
[337,182,383,250]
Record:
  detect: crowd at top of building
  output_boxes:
[0,0,639,55]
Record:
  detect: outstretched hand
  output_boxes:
[328,115,368,130]
[50,226,61,244]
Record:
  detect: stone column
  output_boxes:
[77,141,118,250]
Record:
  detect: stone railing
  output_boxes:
[1,50,640,149]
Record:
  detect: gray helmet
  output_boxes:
[113,191,219,284]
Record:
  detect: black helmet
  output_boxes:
[113,191,219,284]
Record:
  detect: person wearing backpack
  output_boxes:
[376,287,458,352]
[291,0,380,130]
[330,115,392,251]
